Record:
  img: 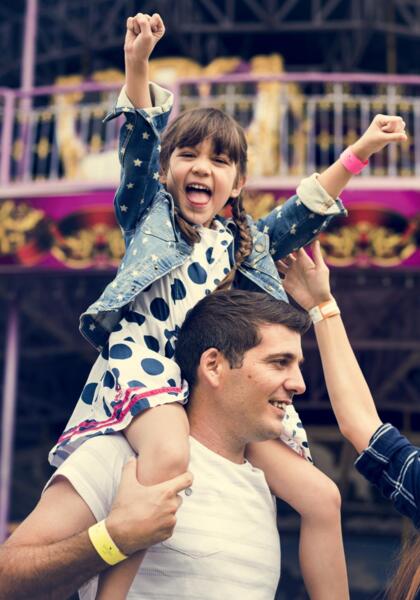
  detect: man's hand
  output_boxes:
[277,241,332,310]
[124,12,165,65]
[105,459,193,556]
[351,114,407,161]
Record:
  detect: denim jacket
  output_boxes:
[80,84,346,350]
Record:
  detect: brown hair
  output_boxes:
[160,108,252,288]
[175,289,311,388]
[386,532,420,600]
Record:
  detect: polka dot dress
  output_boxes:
[50,220,312,466]
[50,221,234,465]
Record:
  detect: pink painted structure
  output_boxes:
[1,67,420,539]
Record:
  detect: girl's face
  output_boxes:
[161,138,245,227]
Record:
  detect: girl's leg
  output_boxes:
[246,439,349,600]
[96,403,190,600]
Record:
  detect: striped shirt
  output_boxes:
[355,423,420,528]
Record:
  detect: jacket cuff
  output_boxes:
[116,82,173,116]
[296,173,342,216]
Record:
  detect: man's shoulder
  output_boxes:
[73,432,134,461]
[49,434,134,489]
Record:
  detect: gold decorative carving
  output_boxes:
[0,200,45,255]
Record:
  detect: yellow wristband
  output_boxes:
[88,520,128,566]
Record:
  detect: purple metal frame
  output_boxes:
[0,91,14,186]
[1,60,420,532]
[1,70,419,194]
[0,304,20,542]
[0,0,35,539]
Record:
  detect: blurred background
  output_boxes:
[0,1,419,598]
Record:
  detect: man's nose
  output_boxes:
[284,368,306,396]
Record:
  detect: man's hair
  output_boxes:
[175,289,311,388]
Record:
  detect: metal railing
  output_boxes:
[1,73,420,191]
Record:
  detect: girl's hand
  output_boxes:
[351,114,407,161]
[124,13,165,65]
[277,241,333,311]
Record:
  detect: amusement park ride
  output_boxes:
[0,1,419,595]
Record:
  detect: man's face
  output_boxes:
[219,324,306,443]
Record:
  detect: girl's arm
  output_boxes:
[105,13,172,235]
[124,13,164,109]
[317,114,406,198]
[247,439,349,600]
[258,115,407,261]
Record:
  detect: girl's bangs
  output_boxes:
[174,110,244,165]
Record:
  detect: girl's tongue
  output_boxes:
[186,185,211,205]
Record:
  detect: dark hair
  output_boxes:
[160,107,247,180]
[160,107,253,290]
[386,532,420,600]
[175,289,311,388]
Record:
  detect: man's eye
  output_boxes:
[275,360,288,368]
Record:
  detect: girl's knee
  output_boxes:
[310,478,342,521]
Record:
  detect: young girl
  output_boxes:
[49,12,407,600]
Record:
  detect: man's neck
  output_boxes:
[187,401,246,465]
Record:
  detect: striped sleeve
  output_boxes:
[355,423,420,528]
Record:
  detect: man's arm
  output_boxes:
[279,242,382,452]
[0,477,105,600]
[0,460,192,600]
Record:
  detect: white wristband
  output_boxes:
[308,299,340,324]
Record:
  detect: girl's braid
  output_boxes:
[216,196,253,291]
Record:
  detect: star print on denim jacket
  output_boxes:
[80,83,347,351]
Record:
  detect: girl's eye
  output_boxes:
[214,156,229,164]
[179,151,195,158]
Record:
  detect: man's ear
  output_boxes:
[231,176,246,198]
[198,347,225,388]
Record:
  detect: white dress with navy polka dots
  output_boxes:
[50,221,233,464]
[50,220,310,466]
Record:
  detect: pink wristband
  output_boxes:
[339,147,368,175]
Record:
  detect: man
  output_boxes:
[3,290,340,600]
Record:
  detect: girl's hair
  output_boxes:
[160,107,252,290]
[386,532,420,600]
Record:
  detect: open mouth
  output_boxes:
[185,183,212,206]
[269,400,288,414]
